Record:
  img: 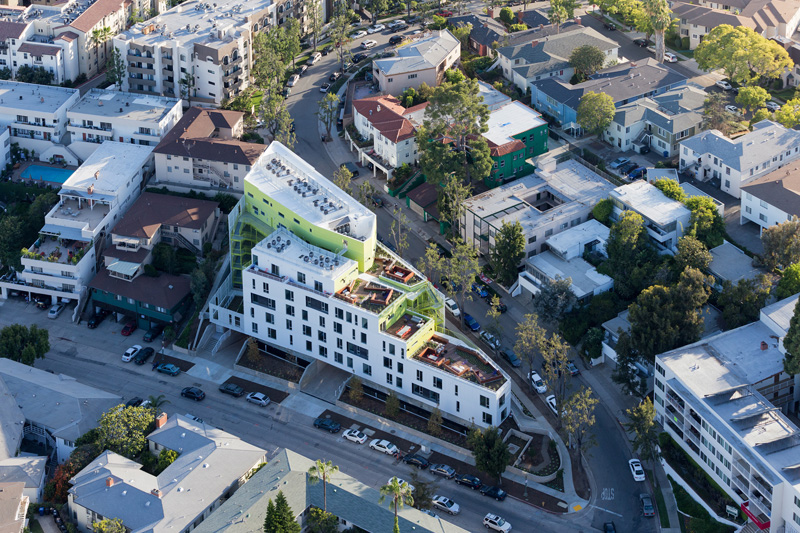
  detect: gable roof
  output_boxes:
[373,30,460,76]
[69,0,126,33]
[0,22,26,42]
[17,43,61,57]
[0,457,47,490]
[111,192,218,239]
[153,107,266,165]
[612,85,706,132]
[517,9,550,27]
[89,269,191,311]
[352,95,427,143]
[671,2,755,29]
[741,164,800,217]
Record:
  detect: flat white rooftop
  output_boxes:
[528,252,612,299]
[252,227,356,280]
[477,80,512,111]
[0,81,78,114]
[483,101,546,147]
[545,219,609,256]
[60,142,153,201]
[69,89,181,122]
[611,180,690,227]
[246,141,375,241]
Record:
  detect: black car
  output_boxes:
[603,522,617,533]
[604,22,617,30]
[125,397,144,408]
[219,382,245,397]
[352,53,367,63]
[181,387,205,401]
[323,45,334,55]
[403,454,430,468]
[296,64,308,76]
[329,71,342,82]
[87,309,110,328]
[342,162,360,178]
[480,485,508,501]
[389,35,403,45]
[133,347,155,365]
[454,473,482,489]
[501,348,522,368]
[314,417,341,433]
[620,161,638,175]
[633,38,651,47]
[143,324,164,342]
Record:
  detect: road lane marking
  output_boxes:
[591,505,623,517]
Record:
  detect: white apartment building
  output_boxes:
[372,30,460,96]
[209,142,512,429]
[351,95,426,179]
[609,180,691,252]
[153,107,267,193]
[113,0,273,105]
[10,142,153,308]
[0,80,79,154]
[740,165,800,233]
[679,120,800,198]
[66,89,182,161]
[655,295,800,533]
[461,157,616,260]
[0,17,79,86]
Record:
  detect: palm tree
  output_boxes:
[307,459,339,513]
[644,0,672,63]
[147,394,169,410]
[379,477,414,533]
[90,26,113,69]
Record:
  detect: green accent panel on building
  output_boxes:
[90,289,189,329]
[485,122,549,188]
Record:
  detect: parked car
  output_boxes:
[322,45,334,55]
[480,331,501,351]
[725,104,741,115]
[566,360,580,376]
[185,413,204,424]
[603,522,617,533]
[282,87,291,98]
[484,513,512,532]
[528,371,547,393]
[156,363,180,376]
[663,52,678,62]
[444,298,460,317]
[133,347,154,365]
[343,429,368,443]
[501,348,521,367]
[287,74,300,87]
[495,299,508,313]
[367,24,385,33]
[640,493,655,517]
[309,51,322,65]
[296,64,308,76]
[389,35,403,45]
[629,459,646,481]
[126,397,144,408]
[604,22,617,30]
[633,38,651,47]
[48,303,65,319]
[143,325,164,342]
[352,53,368,63]
[181,387,205,401]
[609,157,630,169]
[463,314,480,331]
[329,71,342,82]
[629,167,647,180]
[246,392,270,406]
[314,418,342,433]
[480,485,508,501]
[121,320,137,336]
[471,282,489,298]
[388,477,415,492]
[361,40,378,49]
[87,309,109,328]
[122,345,142,362]
[432,495,460,515]
[436,10,453,16]
[219,382,245,397]
[369,439,398,455]
[391,23,408,32]
[766,101,781,112]
[320,82,331,93]
[546,395,558,415]
[715,80,733,91]
[429,464,456,478]
[403,454,430,468]
[352,30,367,39]
[620,161,638,175]
[454,473,482,489]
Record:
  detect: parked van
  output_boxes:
[309,52,322,65]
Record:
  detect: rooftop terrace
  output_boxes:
[334,277,403,313]
[68,89,181,122]
[413,334,505,390]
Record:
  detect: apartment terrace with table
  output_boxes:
[208,141,511,429]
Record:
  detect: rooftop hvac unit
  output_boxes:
[304,256,309,262]
[266,243,271,249]
[323,209,329,215]
[309,251,314,257]
[276,235,281,242]
[271,240,276,246]
[329,264,334,270]
[286,240,291,246]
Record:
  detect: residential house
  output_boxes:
[671,2,755,49]
[0,359,121,464]
[740,164,800,232]
[461,157,616,260]
[530,59,687,128]
[603,85,706,157]
[498,26,619,92]
[447,12,556,57]
[208,141,512,429]
[113,0,274,105]
[483,99,548,187]
[0,18,79,86]
[679,120,800,198]
[0,378,46,504]
[350,95,427,179]
[68,413,266,533]
[0,483,28,533]
[517,219,613,303]
[372,30,461,95]
[654,294,800,533]
[66,89,182,161]
[609,180,692,251]
[153,107,268,193]
[194,448,470,533]
[708,241,764,286]
[11,142,154,308]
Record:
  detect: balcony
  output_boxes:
[732,474,749,494]
[224,55,243,67]
[223,68,242,81]
[751,475,773,498]
[129,65,155,74]
[22,236,92,267]
[413,334,505,390]
[685,427,700,447]
[334,278,401,314]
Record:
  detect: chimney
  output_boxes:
[151,488,162,498]
[516,11,522,23]
[575,16,581,25]
[106,477,115,487]
[487,7,493,17]
[376,104,381,112]
[531,40,539,48]
[761,341,768,351]
[155,412,168,428]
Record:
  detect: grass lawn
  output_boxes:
[29,519,45,533]
[250,90,264,111]
[669,476,735,533]
[771,88,797,102]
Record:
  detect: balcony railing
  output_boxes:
[751,476,773,498]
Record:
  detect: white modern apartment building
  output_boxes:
[66,89,182,160]
[740,165,800,234]
[372,30,461,95]
[0,80,79,154]
[113,0,273,105]
[679,120,800,198]
[0,18,79,86]
[655,294,800,533]
[609,180,691,252]
[209,141,511,429]
[13,142,154,308]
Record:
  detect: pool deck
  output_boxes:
[13,161,78,188]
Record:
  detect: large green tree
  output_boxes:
[623,398,660,485]
[685,196,725,248]
[673,235,712,274]
[317,92,341,141]
[577,91,615,137]
[531,276,575,323]
[777,263,800,300]
[0,324,49,365]
[106,47,126,90]
[467,426,510,483]
[569,45,606,81]
[441,240,480,329]
[96,404,156,459]
[437,174,472,240]
[717,275,771,329]
[784,297,800,375]
[762,216,800,271]
[775,98,800,128]
[514,313,545,376]
[562,386,598,454]
[736,86,770,112]
[264,491,301,533]
[703,93,741,135]
[605,211,657,299]
[307,507,338,533]
[489,221,525,286]
[653,178,686,202]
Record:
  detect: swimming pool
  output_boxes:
[21,165,75,184]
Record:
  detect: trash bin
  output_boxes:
[39,507,44,516]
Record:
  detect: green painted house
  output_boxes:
[483,100,549,188]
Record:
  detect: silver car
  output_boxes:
[246,392,270,406]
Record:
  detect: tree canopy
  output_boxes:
[577,91,615,136]
[685,196,725,248]
[264,491,301,533]
[468,426,510,482]
[0,324,49,365]
[623,398,660,476]
[531,276,576,322]
[569,45,606,81]
[96,405,156,459]
[762,216,800,270]
[777,263,800,300]
[736,86,770,112]
[562,386,598,453]
[717,275,771,329]
[605,211,658,299]
[489,221,525,286]
[653,178,686,202]
[784,297,800,375]
[674,235,712,274]
[775,98,800,128]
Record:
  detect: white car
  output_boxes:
[432,495,460,515]
[369,439,398,455]
[122,345,142,362]
[528,371,547,394]
[389,19,406,27]
[352,30,367,39]
[480,331,501,350]
[47,303,65,319]
[484,513,512,532]
[715,80,733,91]
[546,395,558,415]
[725,104,741,115]
[246,392,270,406]
[766,101,781,112]
[362,40,378,49]
[663,52,677,62]
[287,74,300,87]
[629,459,646,482]
[444,298,460,317]
[343,429,368,444]
[367,24,385,33]
[387,477,415,492]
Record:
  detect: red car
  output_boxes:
[436,10,453,16]
[121,320,137,336]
